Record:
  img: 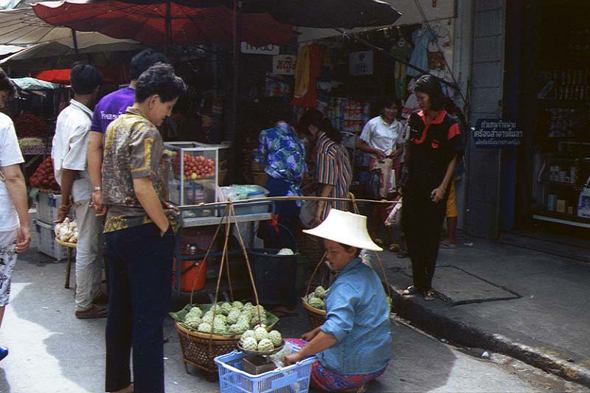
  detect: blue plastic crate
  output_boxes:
[214,345,315,393]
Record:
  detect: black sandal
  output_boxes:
[397,250,408,258]
[402,285,419,296]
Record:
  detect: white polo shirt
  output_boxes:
[51,99,93,203]
[359,115,405,156]
[0,113,25,232]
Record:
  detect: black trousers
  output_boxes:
[104,223,175,393]
[401,188,447,291]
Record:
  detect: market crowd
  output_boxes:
[0,44,463,391]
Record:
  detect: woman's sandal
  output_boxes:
[423,290,436,301]
[402,285,419,296]
[389,244,400,252]
[397,250,408,258]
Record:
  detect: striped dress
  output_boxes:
[315,133,353,221]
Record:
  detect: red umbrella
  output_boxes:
[32,0,295,48]
[36,65,130,85]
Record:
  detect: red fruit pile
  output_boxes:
[30,157,60,191]
[173,154,215,180]
[13,112,48,138]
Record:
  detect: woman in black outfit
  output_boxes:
[401,75,462,301]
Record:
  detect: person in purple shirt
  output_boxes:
[87,49,169,217]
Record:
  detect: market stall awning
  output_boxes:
[32,0,296,47]
[12,76,59,90]
[114,0,402,29]
[35,65,130,85]
[0,33,142,62]
[0,7,145,47]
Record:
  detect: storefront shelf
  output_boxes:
[542,181,579,188]
[533,212,590,228]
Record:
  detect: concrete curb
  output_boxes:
[389,286,590,389]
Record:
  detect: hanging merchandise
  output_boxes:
[426,22,451,71]
[390,36,413,100]
[402,78,419,119]
[292,43,322,107]
[265,75,291,98]
[406,25,436,77]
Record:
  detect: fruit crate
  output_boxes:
[214,345,315,393]
[34,219,69,261]
[165,142,220,211]
[35,192,62,223]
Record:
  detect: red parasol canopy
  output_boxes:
[32,0,295,48]
[36,65,130,85]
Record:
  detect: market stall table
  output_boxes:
[173,202,274,297]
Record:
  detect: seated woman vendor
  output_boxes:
[285,209,392,392]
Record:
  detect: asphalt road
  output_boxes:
[0,248,586,393]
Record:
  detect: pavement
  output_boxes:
[380,234,590,390]
[2,213,590,392]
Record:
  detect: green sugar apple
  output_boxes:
[241,337,258,351]
[185,319,200,330]
[213,319,227,334]
[229,321,249,335]
[232,301,244,310]
[213,314,227,325]
[220,302,233,315]
[243,302,254,310]
[201,312,214,324]
[197,322,212,333]
[257,338,274,352]
[185,314,201,325]
[237,316,250,327]
[308,297,324,310]
[268,330,283,347]
[227,309,241,325]
[186,307,203,319]
[253,327,269,342]
[314,286,327,299]
[250,305,265,318]
[239,330,255,345]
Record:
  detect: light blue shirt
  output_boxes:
[318,258,392,374]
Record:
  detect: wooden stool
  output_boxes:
[55,238,76,289]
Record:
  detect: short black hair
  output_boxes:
[298,108,323,135]
[70,63,103,95]
[298,109,342,143]
[259,97,293,126]
[380,98,402,112]
[130,49,169,81]
[339,242,361,258]
[0,67,16,98]
[413,74,448,111]
[135,63,187,104]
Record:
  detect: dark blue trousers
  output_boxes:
[257,176,300,250]
[105,224,175,393]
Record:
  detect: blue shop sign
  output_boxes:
[473,119,522,148]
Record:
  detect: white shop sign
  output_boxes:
[272,55,297,75]
[241,42,280,55]
[349,50,373,76]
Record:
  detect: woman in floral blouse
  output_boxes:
[254,98,307,250]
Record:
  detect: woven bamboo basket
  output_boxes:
[302,299,326,329]
[175,323,240,377]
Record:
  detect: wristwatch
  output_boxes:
[93,186,102,191]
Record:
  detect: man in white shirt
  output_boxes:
[0,67,31,361]
[52,63,106,319]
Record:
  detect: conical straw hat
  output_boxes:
[303,209,382,252]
